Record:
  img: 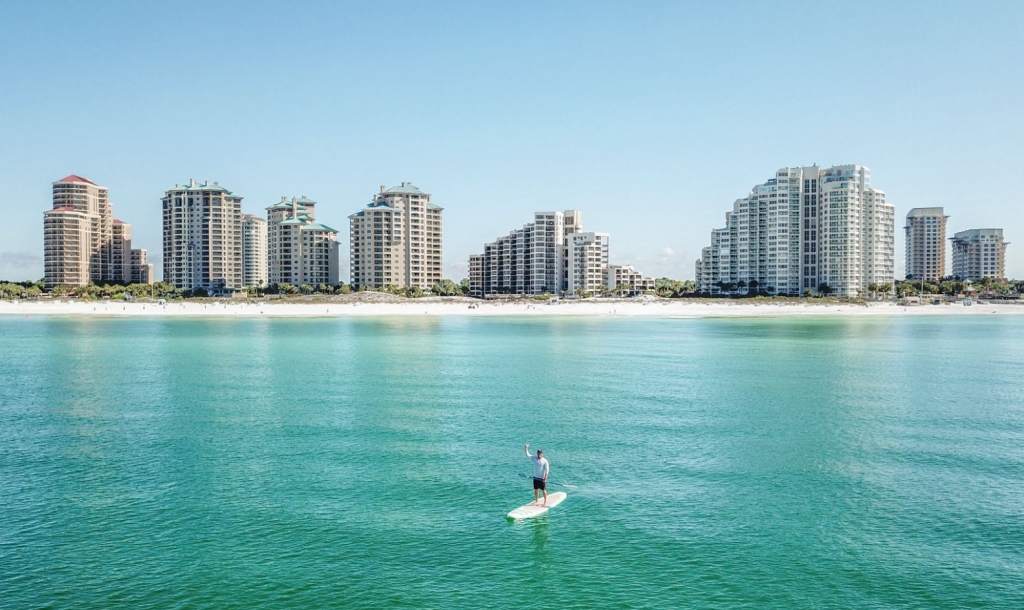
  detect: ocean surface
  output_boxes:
[1,315,1023,609]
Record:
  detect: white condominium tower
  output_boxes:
[567,232,610,295]
[241,213,268,288]
[161,179,244,292]
[696,164,894,297]
[349,183,443,289]
[43,174,149,288]
[904,207,947,282]
[470,210,582,297]
[266,197,339,287]
[951,229,1008,282]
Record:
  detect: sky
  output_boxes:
[1,0,1022,282]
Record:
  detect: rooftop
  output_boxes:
[906,207,947,218]
[302,223,338,232]
[167,179,233,193]
[55,174,96,185]
[386,182,425,195]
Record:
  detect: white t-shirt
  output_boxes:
[531,455,549,479]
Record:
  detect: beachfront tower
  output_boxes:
[161,179,244,293]
[696,164,895,298]
[349,183,443,290]
[241,213,268,289]
[951,229,1008,282]
[470,210,582,297]
[567,232,610,296]
[44,174,149,289]
[266,197,339,287]
[905,207,948,282]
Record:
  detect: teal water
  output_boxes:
[2,315,1024,608]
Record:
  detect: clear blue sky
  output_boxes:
[2,0,1021,282]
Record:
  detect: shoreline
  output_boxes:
[1,298,1022,319]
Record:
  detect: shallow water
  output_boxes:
[2,316,1023,608]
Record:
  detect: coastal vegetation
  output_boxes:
[4,276,1022,302]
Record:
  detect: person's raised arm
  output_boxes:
[524,443,532,458]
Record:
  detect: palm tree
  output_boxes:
[817,282,832,296]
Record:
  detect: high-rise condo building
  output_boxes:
[43,175,150,288]
[111,220,133,284]
[905,207,947,282]
[43,205,91,287]
[567,232,610,295]
[471,210,582,297]
[161,179,243,292]
[349,183,443,289]
[470,211,650,298]
[951,229,1008,282]
[241,213,268,288]
[468,254,484,298]
[266,197,339,287]
[696,164,894,297]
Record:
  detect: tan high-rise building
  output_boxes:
[951,229,1008,282]
[161,179,243,292]
[349,183,443,289]
[266,197,338,287]
[905,207,947,282]
[111,220,133,283]
[43,175,149,288]
[242,213,268,288]
[130,249,153,284]
[43,206,91,287]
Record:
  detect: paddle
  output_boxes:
[517,473,577,489]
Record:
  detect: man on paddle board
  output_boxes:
[525,443,549,505]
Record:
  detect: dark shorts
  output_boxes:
[533,477,546,491]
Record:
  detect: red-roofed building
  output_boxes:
[44,175,152,288]
[56,174,97,186]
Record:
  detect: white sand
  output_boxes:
[1,298,1021,319]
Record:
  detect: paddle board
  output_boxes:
[507,491,567,520]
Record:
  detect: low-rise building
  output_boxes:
[606,265,655,296]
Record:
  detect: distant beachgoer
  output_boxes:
[525,443,549,505]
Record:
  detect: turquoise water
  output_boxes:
[2,315,1024,608]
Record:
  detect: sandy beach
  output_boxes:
[1,296,1021,318]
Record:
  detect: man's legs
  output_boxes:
[542,487,548,505]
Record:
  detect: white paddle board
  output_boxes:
[507,491,567,520]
